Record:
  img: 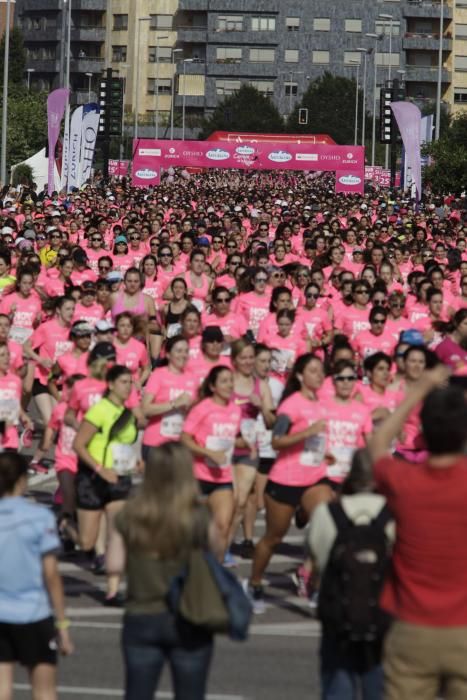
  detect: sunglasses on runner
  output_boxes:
[306,293,319,299]
[355,289,370,295]
[334,375,357,382]
[255,277,268,283]
[215,297,230,303]
[372,318,386,325]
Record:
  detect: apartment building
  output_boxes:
[15,0,106,104]
[14,0,466,137]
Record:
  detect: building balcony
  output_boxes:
[19,0,60,10]
[174,94,206,109]
[69,0,107,9]
[404,64,451,82]
[177,26,208,43]
[403,33,452,50]
[209,61,278,78]
[209,0,279,11]
[71,26,106,43]
[70,57,105,74]
[207,30,279,45]
[176,60,207,75]
[177,0,209,10]
[28,59,61,74]
[22,28,61,42]
[402,0,453,19]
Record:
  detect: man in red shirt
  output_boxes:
[368,366,467,700]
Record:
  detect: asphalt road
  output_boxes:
[15,468,322,700]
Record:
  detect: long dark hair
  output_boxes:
[199,365,232,400]
[280,352,321,404]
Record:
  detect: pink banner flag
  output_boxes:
[47,88,69,192]
[391,101,422,200]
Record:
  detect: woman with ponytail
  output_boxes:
[245,353,329,612]
[435,308,467,370]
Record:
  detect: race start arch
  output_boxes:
[131,139,365,195]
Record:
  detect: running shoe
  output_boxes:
[91,554,106,576]
[239,539,255,559]
[242,579,266,615]
[223,550,237,568]
[291,564,312,598]
[103,592,125,607]
[28,459,53,474]
[19,428,34,450]
[308,590,319,609]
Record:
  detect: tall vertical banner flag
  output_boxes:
[61,105,71,191]
[78,103,100,187]
[391,101,422,200]
[67,107,83,191]
[47,88,69,192]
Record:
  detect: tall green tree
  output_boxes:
[0,27,27,91]
[423,112,467,195]
[200,85,284,138]
[286,72,370,145]
[0,90,48,170]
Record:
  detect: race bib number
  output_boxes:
[300,433,326,467]
[9,327,33,344]
[60,425,76,455]
[0,398,19,424]
[271,349,295,375]
[111,442,139,475]
[160,411,184,438]
[205,435,234,469]
[191,298,204,313]
[240,418,256,446]
[327,446,354,480]
[166,323,182,338]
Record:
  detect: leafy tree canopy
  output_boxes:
[200,84,284,139]
[286,71,369,145]
[0,28,27,92]
[423,112,467,195]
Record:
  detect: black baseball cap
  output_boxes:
[89,342,116,363]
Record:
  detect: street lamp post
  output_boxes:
[349,60,361,147]
[170,48,183,140]
[182,59,193,141]
[154,35,169,140]
[85,72,92,102]
[1,0,11,185]
[366,33,382,166]
[357,47,371,149]
[379,13,394,168]
[26,68,35,92]
[435,0,444,140]
[134,17,151,141]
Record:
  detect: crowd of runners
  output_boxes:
[0,169,466,698]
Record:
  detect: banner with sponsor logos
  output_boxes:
[109,159,129,177]
[131,139,364,194]
[47,88,69,192]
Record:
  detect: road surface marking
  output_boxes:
[13,684,246,699]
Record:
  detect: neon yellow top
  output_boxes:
[84,397,138,469]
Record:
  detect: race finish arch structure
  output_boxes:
[132,139,365,195]
[206,131,337,145]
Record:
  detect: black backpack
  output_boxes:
[318,500,392,644]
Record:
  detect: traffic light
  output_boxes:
[379,87,393,144]
[298,108,309,125]
[98,68,124,137]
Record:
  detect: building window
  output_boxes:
[284,82,298,96]
[249,80,275,95]
[455,55,467,71]
[313,18,330,31]
[285,49,299,63]
[249,48,275,63]
[455,24,467,38]
[216,47,242,63]
[251,17,276,32]
[312,50,330,64]
[376,52,400,67]
[148,46,171,62]
[375,20,401,36]
[344,51,362,64]
[113,14,128,31]
[286,17,300,32]
[345,19,362,33]
[454,87,467,102]
[112,46,127,62]
[150,15,173,30]
[216,79,241,95]
[216,16,243,32]
[148,78,172,95]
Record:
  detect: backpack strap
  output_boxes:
[328,500,353,533]
[372,504,392,531]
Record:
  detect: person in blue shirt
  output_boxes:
[0,452,73,698]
